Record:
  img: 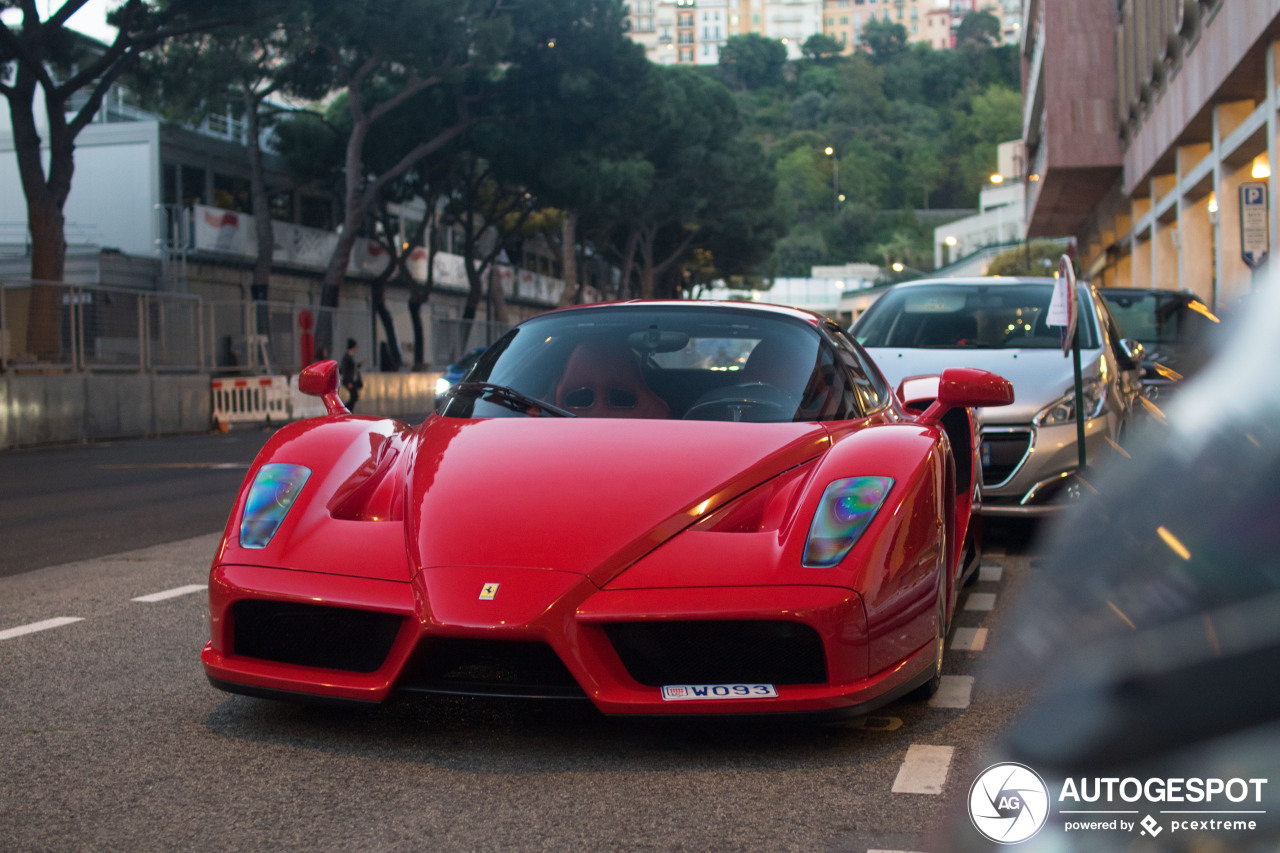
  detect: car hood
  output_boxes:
[866,347,1103,423]
[406,417,830,581]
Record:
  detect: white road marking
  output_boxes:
[950,627,988,651]
[0,616,84,641]
[892,744,955,794]
[131,584,206,603]
[928,675,974,709]
[964,592,996,611]
[978,564,1003,582]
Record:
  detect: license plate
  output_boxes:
[661,684,778,701]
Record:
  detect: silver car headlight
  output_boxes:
[1034,378,1106,426]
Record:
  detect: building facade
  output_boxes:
[1022,0,1280,313]
[628,0,1017,64]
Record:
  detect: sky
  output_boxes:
[0,1,120,42]
[60,0,118,41]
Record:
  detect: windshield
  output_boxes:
[1101,290,1220,347]
[440,305,883,422]
[853,282,1099,350]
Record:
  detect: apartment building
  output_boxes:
[629,0,1016,64]
[1022,0,1280,313]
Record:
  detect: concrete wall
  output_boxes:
[0,371,441,450]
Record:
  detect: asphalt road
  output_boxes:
[0,428,275,577]
[0,430,1042,852]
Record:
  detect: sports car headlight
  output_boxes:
[239,463,311,548]
[803,476,894,568]
[1034,379,1106,426]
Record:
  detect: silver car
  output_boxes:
[851,277,1145,517]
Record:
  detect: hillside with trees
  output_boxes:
[717,14,1022,279]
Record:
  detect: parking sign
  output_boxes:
[1240,182,1269,269]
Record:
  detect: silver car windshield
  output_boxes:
[854,282,1099,350]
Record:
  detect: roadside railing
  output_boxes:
[1,280,203,373]
[2,280,518,377]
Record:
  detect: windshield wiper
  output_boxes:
[447,382,577,418]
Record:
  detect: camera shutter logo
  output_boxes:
[969,763,1050,844]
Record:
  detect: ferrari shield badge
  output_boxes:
[479,582,499,601]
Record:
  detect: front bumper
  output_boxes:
[202,562,936,716]
[979,417,1119,517]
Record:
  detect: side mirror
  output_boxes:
[917,367,1014,425]
[299,359,349,415]
[1120,338,1146,369]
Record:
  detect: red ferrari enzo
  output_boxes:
[202,301,1012,717]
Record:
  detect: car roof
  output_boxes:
[546,299,828,327]
[886,276,1057,288]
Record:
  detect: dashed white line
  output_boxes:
[978,564,1003,582]
[131,584,206,603]
[950,627,988,652]
[0,616,84,641]
[928,675,974,709]
[892,744,955,794]
[964,592,996,611]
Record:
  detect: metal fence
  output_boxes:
[1,280,203,373]
[431,314,511,367]
[2,279,516,376]
[203,300,369,375]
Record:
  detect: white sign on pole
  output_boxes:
[1240,182,1270,269]
[1047,255,1077,356]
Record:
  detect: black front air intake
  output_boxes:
[398,638,586,699]
[603,620,827,686]
[232,600,402,673]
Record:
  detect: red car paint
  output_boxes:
[202,301,1011,717]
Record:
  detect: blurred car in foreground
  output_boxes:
[433,346,486,406]
[934,280,1280,851]
[852,277,1145,516]
[201,300,1015,717]
[1100,287,1221,402]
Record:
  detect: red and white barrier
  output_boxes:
[211,376,292,427]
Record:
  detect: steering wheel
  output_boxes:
[682,382,799,423]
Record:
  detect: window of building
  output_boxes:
[269,190,293,222]
[299,195,334,231]
[213,173,251,213]
[178,165,206,207]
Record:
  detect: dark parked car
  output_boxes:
[1099,287,1221,401]
[433,346,486,407]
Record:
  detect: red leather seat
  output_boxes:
[555,340,670,419]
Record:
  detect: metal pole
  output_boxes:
[1072,323,1086,471]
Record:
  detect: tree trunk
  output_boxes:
[556,212,578,307]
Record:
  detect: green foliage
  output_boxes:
[802,34,844,61]
[717,33,787,90]
[734,34,1023,279]
[861,18,908,63]
[955,10,1003,49]
[986,240,1072,277]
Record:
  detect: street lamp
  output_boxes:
[892,261,927,279]
[825,146,839,213]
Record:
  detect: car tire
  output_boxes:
[909,583,946,701]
